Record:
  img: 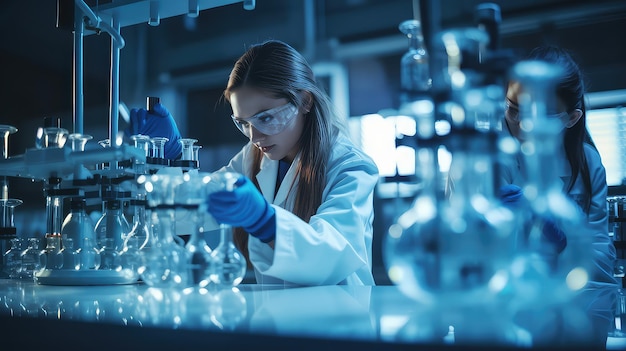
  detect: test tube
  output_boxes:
[97,139,111,170]
[131,134,151,174]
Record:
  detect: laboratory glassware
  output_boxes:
[43,235,63,270]
[399,19,431,102]
[0,199,22,271]
[137,173,189,288]
[150,137,169,164]
[77,237,101,270]
[98,238,121,271]
[125,196,150,251]
[505,60,594,308]
[59,238,79,270]
[131,134,151,175]
[97,138,111,170]
[19,238,45,279]
[179,138,198,161]
[209,172,247,287]
[0,124,17,160]
[94,199,130,252]
[68,133,93,151]
[3,237,24,278]
[61,198,96,254]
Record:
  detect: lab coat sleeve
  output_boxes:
[251,153,379,285]
[584,146,617,284]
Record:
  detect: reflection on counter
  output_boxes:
[1,280,624,350]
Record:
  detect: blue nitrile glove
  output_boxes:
[498,184,566,253]
[127,103,182,160]
[498,184,524,207]
[208,176,276,243]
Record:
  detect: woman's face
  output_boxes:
[230,87,306,162]
[504,82,572,141]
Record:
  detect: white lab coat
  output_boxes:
[499,127,617,284]
[217,133,379,286]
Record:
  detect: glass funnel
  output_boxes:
[0,199,22,228]
[68,133,93,152]
[0,125,18,159]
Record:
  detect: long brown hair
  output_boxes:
[223,40,344,263]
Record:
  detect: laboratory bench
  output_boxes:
[0,278,623,351]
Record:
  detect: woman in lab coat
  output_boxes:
[129,40,379,286]
[499,45,617,285]
[208,40,379,286]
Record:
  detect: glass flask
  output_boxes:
[61,198,96,253]
[43,235,63,270]
[59,237,79,270]
[98,238,121,271]
[209,172,246,287]
[503,60,594,308]
[125,196,150,251]
[19,238,45,279]
[3,237,25,278]
[137,173,189,288]
[77,237,100,270]
[94,199,130,252]
[185,214,213,288]
[399,19,431,101]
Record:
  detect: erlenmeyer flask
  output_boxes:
[94,199,130,252]
[209,172,246,287]
[137,173,189,288]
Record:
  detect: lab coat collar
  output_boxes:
[257,154,300,205]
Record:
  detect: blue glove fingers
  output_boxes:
[152,103,170,117]
[206,176,276,242]
[499,184,522,202]
[127,108,147,136]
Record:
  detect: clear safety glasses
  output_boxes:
[231,103,299,137]
[505,99,569,123]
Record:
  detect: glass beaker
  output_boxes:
[150,137,169,160]
[0,124,18,159]
[179,138,198,161]
[0,199,22,229]
[131,134,151,175]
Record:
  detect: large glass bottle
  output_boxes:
[504,60,594,308]
[399,19,431,104]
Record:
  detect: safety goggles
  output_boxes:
[231,103,299,137]
[505,99,568,123]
